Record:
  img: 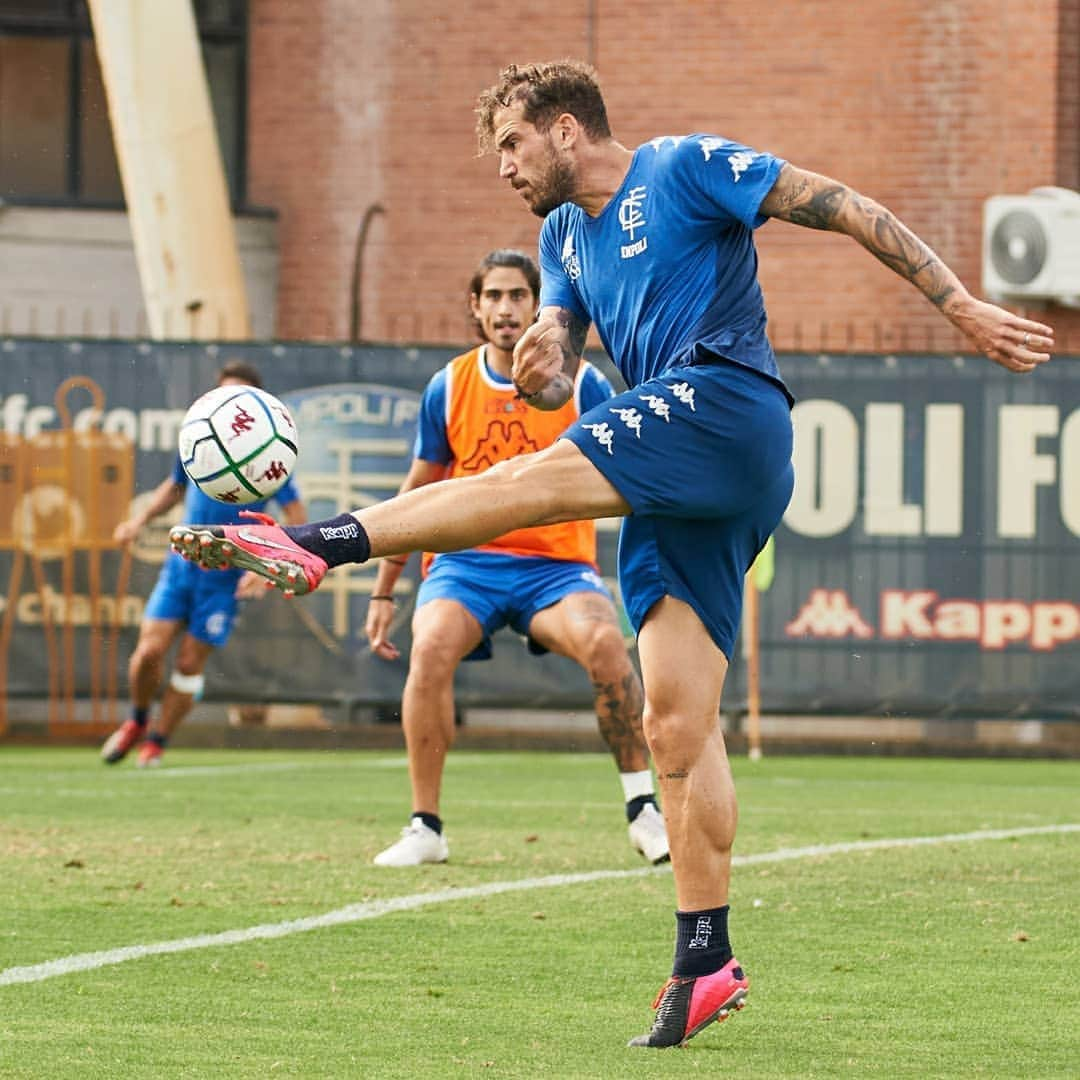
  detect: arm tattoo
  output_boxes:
[551,307,588,360]
[764,166,958,311]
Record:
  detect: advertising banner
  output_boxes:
[0,340,1075,721]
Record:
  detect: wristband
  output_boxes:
[369,595,396,603]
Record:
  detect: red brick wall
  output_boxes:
[248,0,1080,353]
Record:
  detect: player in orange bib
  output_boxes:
[365,249,668,867]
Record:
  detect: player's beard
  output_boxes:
[527,141,577,218]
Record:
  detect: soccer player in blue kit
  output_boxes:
[102,361,306,767]
[170,62,1054,1046]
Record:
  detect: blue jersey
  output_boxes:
[171,457,302,524]
[538,134,787,395]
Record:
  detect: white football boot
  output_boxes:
[628,802,670,864]
[372,818,449,867]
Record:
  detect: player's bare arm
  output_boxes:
[512,305,588,409]
[759,163,1055,373]
[365,457,447,659]
[113,477,185,545]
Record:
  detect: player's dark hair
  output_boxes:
[469,249,541,301]
[476,60,610,153]
[468,249,540,342]
[216,359,263,389]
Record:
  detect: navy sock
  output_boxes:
[672,905,732,978]
[147,732,168,749]
[282,514,371,568]
[625,793,658,823]
[413,812,442,835]
[131,707,149,729]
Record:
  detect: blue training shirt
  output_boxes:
[171,456,302,524]
[539,134,788,395]
[413,349,614,464]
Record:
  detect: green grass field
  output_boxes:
[1,747,1077,1078]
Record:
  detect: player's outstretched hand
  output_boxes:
[949,297,1054,373]
[113,518,141,546]
[365,599,400,661]
[235,571,273,600]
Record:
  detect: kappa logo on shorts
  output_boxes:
[665,381,697,412]
[582,421,615,455]
[579,569,605,589]
[638,393,671,422]
[609,406,643,437]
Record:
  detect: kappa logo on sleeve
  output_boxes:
[727,151,756,182]
[698,136,728,162]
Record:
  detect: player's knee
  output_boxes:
[642,705,703,762]
[407,635,462,685]
[580,622,633,684]
[131,641,168,671]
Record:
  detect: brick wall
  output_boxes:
[248,0,1080,353]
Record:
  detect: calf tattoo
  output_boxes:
[593,669,645,772]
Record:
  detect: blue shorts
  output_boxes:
[417,549,612,661]
[562,358,794,660]
[143,552,242,648]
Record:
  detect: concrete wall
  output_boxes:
[0,207,279,339]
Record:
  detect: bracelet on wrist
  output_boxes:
[369,595,396,603]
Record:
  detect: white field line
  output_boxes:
[1,823,1076,988]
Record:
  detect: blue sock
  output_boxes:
[673,905,732,977]
[282,514,371,568]
[131,707,149,729]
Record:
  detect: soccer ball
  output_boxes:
[178,384,298,504]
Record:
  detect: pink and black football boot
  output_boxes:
[169,510,328,597]
[628,957,749,1048]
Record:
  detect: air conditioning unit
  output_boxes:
[982,186,1080,307]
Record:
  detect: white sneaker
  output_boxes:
[628,803,670,864]
[372,819,449,867]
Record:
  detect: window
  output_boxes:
[0,0,247,208]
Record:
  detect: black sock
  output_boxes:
[147,732,168,749]
[672,905,732,978]
[625,793,657,823]
[131,707,149,729]
[282,514,371,568]
[413,812,442,835]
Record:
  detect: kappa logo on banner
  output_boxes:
[787,588,1080,652]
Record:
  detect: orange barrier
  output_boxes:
[0,377,134,737]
